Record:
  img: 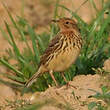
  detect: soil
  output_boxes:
[30,74,103,110]
[0,0,109,110]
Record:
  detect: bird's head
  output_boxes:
[52,17,79,31]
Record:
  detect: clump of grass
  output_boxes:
[0,0,110,93]
[88,86,110,110]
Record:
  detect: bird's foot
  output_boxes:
[65,82,77,89]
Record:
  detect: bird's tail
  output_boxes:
[25,67,42,88]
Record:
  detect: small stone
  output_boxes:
[103,59,110,72]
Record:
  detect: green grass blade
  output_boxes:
[58,4,87,25]
[5,21,21,57]
[0,27,12,45]
[0,78,23,90]
[16,16,33,55]
[0,58,23,76]
[49,24,56,41]
[90,0,99,13]
[28,25,40,63]
[89,1,110,38]
[5,21,30,67]
[84,1,110,56]
[97,13,110,39]
[1,72,25,83]
[75,0,89,13]
[54,0,60,19]
[3,5,32,55]
[35,34,45,52]
[3,4,33,67]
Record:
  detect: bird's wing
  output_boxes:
[40,33,63,66]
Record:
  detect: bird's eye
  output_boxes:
[65,21,69,24]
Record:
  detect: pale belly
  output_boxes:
[47,48,80,72]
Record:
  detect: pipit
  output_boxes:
[25,17,82,88]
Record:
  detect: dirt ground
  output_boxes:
[30,74,103,110]
[0,0,109,110]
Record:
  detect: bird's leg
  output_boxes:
[61,72,68,83]
[49,70,58,87]
[61,72,77,89]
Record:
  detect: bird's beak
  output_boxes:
[51,19,59,23]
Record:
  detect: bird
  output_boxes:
[25,17,82,88]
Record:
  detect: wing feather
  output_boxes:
[40,34,63,66]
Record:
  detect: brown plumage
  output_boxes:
[25,17,82,87]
